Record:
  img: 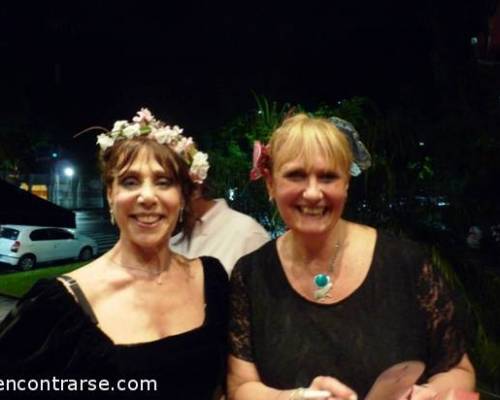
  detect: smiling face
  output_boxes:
[267,153,349,238]
[107,147,184,250]
[266,113,353,239]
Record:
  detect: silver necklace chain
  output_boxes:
[312,241,341,301]
[109,258,170,285]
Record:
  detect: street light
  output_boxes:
[63,167,74,177]
[61,165,76,208]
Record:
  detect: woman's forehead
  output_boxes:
[275,146,340,169]
[117,147,168,175]
[278,154,340,171]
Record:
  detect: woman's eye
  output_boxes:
[157,177,173,187]
[120,177,139,187]
[284,171,306,181]
[319,173,339,182]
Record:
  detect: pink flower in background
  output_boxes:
[250,141,271,180]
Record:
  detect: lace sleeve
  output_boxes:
[417,256,467,377]
[229,262,253,362]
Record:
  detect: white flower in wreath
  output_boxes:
[190,151,209,183]
[152,127,172,144]
[172,125,184,134]
[174,136,194,154]
[122,123,141,139]
[112,120,128,134]
[96,133,115,151]
[161,125,182,144]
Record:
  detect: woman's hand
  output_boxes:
[228,356,358,400]
[398,385,437,400]
[397,385,479,400]
[302,376,358,400]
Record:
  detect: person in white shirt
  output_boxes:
[170,188,270,275]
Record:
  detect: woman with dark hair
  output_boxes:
[0,109,228,399]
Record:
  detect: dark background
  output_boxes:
[1,0,489,163]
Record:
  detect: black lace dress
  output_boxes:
[229,232,468,398]
[0,257,228,400]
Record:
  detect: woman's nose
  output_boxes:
[302,178,323,201]
[138,182,157,206]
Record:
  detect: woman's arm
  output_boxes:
[425,353,475,393]
[399,354,475,399]
[227,356,286,400]
[227,355,357,400]
[415,250,476,395]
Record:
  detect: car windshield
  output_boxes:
[0,227,20,240]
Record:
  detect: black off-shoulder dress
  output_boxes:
[0,257,228,400]
[229,232,468,398]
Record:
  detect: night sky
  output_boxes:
[0,1,478,163]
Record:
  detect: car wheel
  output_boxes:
[18,254,36,271]
[79,247,93,261]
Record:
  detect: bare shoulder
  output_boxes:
[343,221,377,271]
[344,220,377,245]
[56,254,116,298]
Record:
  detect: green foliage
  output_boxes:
[244,93,292,144]
[0,261,87,298]
[204,94,291,233]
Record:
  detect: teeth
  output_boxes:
[135,215,161,224]
[300,207,324,215]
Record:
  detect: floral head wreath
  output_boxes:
[92,108,209,184]
[249,115,371,180]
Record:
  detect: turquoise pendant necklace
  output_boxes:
[313,242,341,301]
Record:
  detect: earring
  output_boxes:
[110,209,115,225]
[268,195,273,203]
[179,207,184,224]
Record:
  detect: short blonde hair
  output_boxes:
[268,113,353,177]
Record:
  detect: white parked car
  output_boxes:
[0,225,98,271]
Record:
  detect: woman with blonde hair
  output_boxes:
[0,108,228,399]
[228,113,475,400]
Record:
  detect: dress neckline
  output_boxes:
[54,259,211,348]
[272,230,381,307]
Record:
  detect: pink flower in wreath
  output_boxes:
[133,108,154,124]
